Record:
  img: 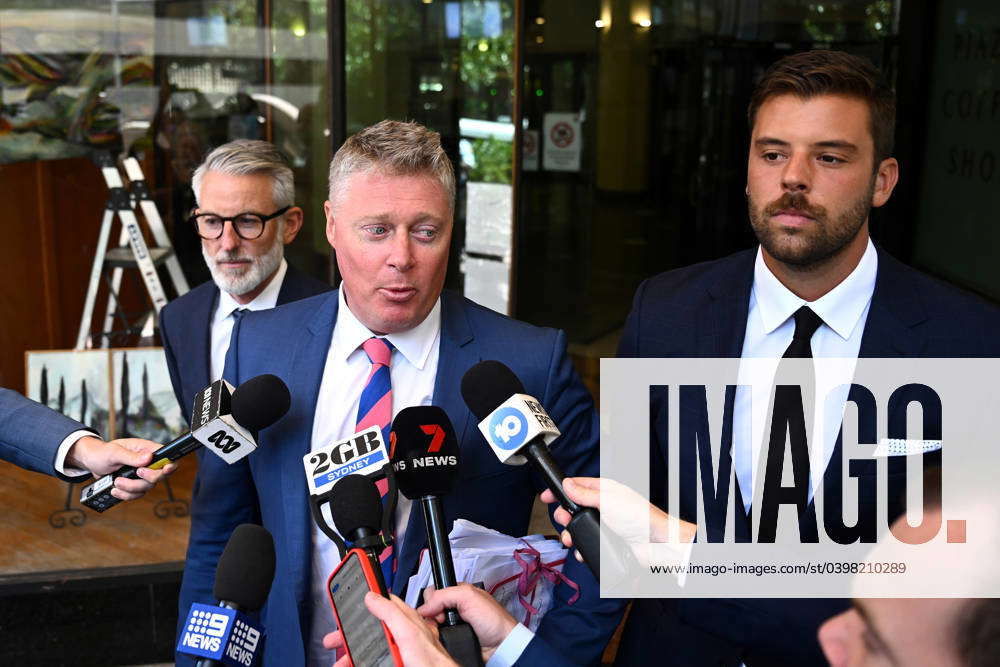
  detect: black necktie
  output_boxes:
[783,306,824,358]
[758,305,825,542]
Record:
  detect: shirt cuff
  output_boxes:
[675,538,694,588]
[485,623,534,667]
[55,430,97,477]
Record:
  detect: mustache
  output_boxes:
[763,192,827,220]
[210,251,253,263]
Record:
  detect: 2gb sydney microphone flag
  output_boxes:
[303,425,390,496]
[80,374,290,512]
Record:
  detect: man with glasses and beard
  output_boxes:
[608,51,1000,665]
[160,140,331,424]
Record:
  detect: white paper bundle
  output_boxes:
[404,519,577,632]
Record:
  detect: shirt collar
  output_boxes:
[214,259,288,323]
[333,286,441,371]
[752,238,877,341]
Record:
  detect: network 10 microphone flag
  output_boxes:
[177,603,263,667]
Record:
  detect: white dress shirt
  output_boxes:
[209,259,288,381]
[734,239,878,509]
[307,287,442,667]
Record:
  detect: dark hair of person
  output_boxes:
[747,50,896,167]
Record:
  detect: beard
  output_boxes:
[748,181,874,268]
[202,234,284,297]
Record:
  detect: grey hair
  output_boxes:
[192,139,295,209]
[327,120,455,213]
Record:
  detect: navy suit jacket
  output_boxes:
[176,290,618,666]
[0,388,93,482]
[611,245,1000,667]
[160,263,332,425]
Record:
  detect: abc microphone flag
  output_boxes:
[80,374,290,513]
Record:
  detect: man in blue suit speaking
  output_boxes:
[177,120,615,666]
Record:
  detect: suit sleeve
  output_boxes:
[175,321,262,666]
[159,305,190,425]
[617,278,647,358]
[0,388,93,481]
[531,330,629,667]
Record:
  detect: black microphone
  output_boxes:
[178,523,276,667]
[390,405,482,667]
[329,474,391,597]
[80,375,290,513]
[461,360,629,583]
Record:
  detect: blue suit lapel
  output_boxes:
[706,249,755,357]
[188,287,217,407]
[277,291,340,615]
[859,247,927,358]
[392,292,478,594]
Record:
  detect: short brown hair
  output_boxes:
[957,599,1000,667]
[327,119,455,213]
[748,50,896,165]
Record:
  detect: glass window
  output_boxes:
[344,0,517,314]
[516,0,908,344]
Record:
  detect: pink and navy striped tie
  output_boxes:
[356,336,396,588]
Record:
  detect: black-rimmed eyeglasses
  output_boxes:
[189,206,291,240]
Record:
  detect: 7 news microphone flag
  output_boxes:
[461,360,632,584]
[390,405,483,667]
[80,374,290,512]
[177,523,276,667]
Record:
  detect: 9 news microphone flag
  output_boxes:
[177,524,276,667]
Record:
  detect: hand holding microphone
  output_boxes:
[65,435,177,500]
[541,477,697,569]
[80,374,290,512]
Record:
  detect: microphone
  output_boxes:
[390,405,482,667]
[80,374,290,513]
[328,473,391,596]
[302,425,398,558]
[177,523,276,667]
[461,360,628,582]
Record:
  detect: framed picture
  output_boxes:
[25,349,112,438]
[111,349,185,443]
[24,347,182,441]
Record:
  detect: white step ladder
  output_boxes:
[76,152,189,350]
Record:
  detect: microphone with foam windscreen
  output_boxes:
[329,473,391,596]
[461,360,629,583]
[302,425,397,560]
[390,405,483,667]
[81,374,290,512]
[177,523,276,667]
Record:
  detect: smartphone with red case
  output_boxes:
[327,549,403,667]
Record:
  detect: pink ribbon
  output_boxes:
[512,540,580,616]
